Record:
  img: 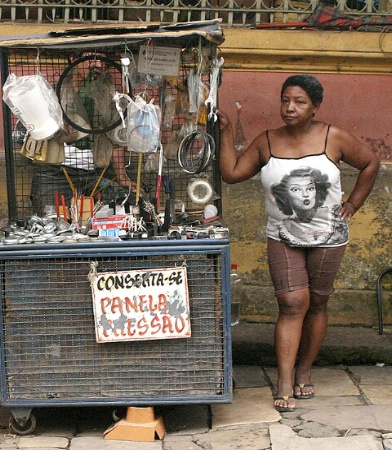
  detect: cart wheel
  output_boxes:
[9,413,36,435]
[112,407,126,421]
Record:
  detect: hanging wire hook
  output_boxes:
[35,47,41,74]
[121,44,131,95]
[143,39,156,95]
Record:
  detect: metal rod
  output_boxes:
[377,268,392,335]
[0,49,18,221]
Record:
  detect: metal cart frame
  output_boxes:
[0,239,232,434]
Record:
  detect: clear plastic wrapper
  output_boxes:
[175,82,189,115]
[187,69,206,114]
[144,150,166,173]
[163,136,180,160]
[57,72,90,143]
[177,115,195,140]
[163,94,175,129]
[93,133,113,168]
[84,72,117,129]
[126,94,162,153]
[3,73,63,141]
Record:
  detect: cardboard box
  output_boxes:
[91,215,127,230]
[98,229,120,237]
[103,407,165,442]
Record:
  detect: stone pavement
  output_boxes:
[1,323,392,449]
[1,364,392,449]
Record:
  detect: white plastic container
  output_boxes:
[204,204,218,219]
[3,74,63,141]
[8,84,60,140]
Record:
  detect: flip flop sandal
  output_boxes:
[293,383,314,399]
[274,395,295,412]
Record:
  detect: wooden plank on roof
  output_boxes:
[0,20,225,49]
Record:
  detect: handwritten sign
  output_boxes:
[90,266,191,343]
[138,45,181,77]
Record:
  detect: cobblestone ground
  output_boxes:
[1,364,392,449]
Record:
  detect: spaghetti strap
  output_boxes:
[324,124,331,153]
[266,130,272,155]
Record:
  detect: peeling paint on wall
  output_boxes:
[364,136,392,161]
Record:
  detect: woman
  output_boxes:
[218,74,380,412]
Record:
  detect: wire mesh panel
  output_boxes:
[0,242,231,405]
[3,44,220,221]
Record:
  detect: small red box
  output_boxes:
[91,215,127,230]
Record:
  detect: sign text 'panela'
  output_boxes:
[90,266,191,342]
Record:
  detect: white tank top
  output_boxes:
[260,126,349,247]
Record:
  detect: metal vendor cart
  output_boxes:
[0,21,232,435]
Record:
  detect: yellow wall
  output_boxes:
[218,29,392,327]
[220,28,392,74]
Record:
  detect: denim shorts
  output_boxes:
[267,238,347,296]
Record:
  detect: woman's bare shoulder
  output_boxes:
[264,125,286,138]
[326,123,368,161]
[251,130,272,165]
[327,123,356,141]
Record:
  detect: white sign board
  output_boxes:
[90,266,191,343]
[138,45,181,77]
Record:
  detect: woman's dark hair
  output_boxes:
[271,167,330,215]
[281,74,324,105]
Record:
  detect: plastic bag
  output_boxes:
[84,71,117,129]
[126,95,162,153]
[205,57,224,123]
[177,115,195,140]
[187,69,206,114]
[107,93,129,145]
[3,73,63,141]
[175,82,189,115]
[163,136,180,161]
[144,150,166,173]
[108,125,128,146]
[58,71,90,142]
[93,134,113,168]
[163,94,176,129]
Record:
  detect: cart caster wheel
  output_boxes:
[9,414,36,435]
[112,407,126,422]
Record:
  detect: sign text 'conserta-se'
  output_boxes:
[90,267,191,342]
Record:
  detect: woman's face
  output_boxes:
[280,86,319,126]
[287,176,316,211]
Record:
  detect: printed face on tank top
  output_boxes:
[286,175,317,211]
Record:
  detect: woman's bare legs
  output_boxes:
[274,288,310,410]
[294,292,329,398]
[269,241,345,408]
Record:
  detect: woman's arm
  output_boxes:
[218,110,265,184]
[331,126,380,221]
